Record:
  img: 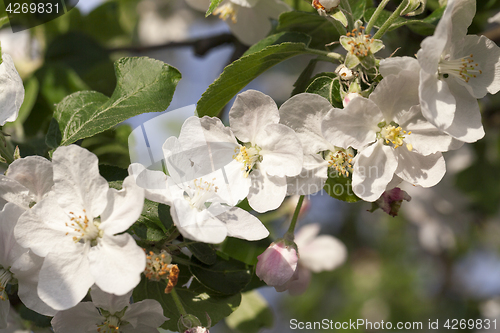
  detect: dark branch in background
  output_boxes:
[107,33,248,58]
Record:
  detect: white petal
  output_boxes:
[0,203,26,267]
[399,105,457,155]
[14,193,76,258]
[419,70,457,130]
[442,78,484,143]
[51,302,102,333]
[38,247,94,311]
[453,35,500,97]
[418,35,446,75]
[0,54,24,126]
[11,251,56,316]
[0,176,30,209]
[370,71,419,123]
[247,169,287,213]
[322,97,381,149]
[99,176,144,235]
[89,234,145,296]
[229,90,279,143]
[299,234,347,273]
[448,0,476,46]
[218,207,269,240]
[257,123,303,177]
[294,224,321,249]
[122,299,168,329]
[52,145,109,219]
[226,6,273,46]
[286,154,328,196]
[128,163,171,204]
[258,0,291,19]
[279,93,334,155]
[284,265,312,296]
[90,286,132,314]
[171,200,228,244]
[352,141,398,202]
[395,150,446,187]
[231,0,259,7]
[379,56,420,77]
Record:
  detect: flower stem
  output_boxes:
[286,195,305,238]
[170,288,187,316]
[365,0,390,33]
[305,48,344,62]
[372,0,409,40]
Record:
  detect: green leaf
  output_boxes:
[196,34,311,117]
[349,0,367,22]
[133,273,241,331]
[130,199,169,241]
[219,237,269,266]
[158,203,175,230]
[244,31,312,56]
[305,73,343,108]
[98,164,128,182]
[291,58,319,96]
[46,57,181,148]
[225,291,273,333]
[190,256,252,295]
[187,242,217,265]
[82,1,129,44]
[324,171,361,202]
[207,0,224,16]
[276,11,340,50]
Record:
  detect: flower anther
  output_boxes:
[185,178,219,211]
[0,267,13,301]
[378,122,413,151]
[438,54,482,83]
[345,27,374,58]
[214,3,238,23]
[233,145,262,178]
[325,148,354,177]
[65,209,103,246]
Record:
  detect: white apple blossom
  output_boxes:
[14,145,146,311]
[0,156,53,210]
[185,0,291,45]
[275,223,347,295]
[416,0,500,142]
[128,133,269,244]
[279,93,354,195]
[0,203,56,330]
[322,70,457,201]
[51,286,167,333]
[0,54,24,126]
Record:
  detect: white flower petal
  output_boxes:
[90,286,132,314]
[352,141,398,202]
[121,299,168,329]
[448,0,475,46]
[286,154,328,196]
[218,207,269,240]
[322,97,381,150]
[99,176,144,235]
[11,251,56,316]
[51,302,102,333]
[442,78,484,142]
[0,203,26,267]
[14,193,75,258]
[299,235,347,273]
[247,170,287,213]
[395,149,446,187]
[0,176,31,209]
[4,156,53,205]
[128,163,171,204]
[370,71,420,123]
[226,6,273,46]
[419,70,457,130]
[0,54,24,126]
[379,56,420,77]
[52,145,109,219]
[284,265,312,296]
[279,93,334,155]
[89,234,145,296]
[257,123,303,177]
[38,247,94,311]
[452,35,500,97]
[399,105,457,155]
[229,90,280,143]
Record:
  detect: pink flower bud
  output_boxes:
[370,187,411,217]
[185,327,209,333]
[256,240,299,287]
[342,92,361,107]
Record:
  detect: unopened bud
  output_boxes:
[312,0,340,11]
[369,187,411,217]
[401,0,426,16]
[343,92,362,107]
[256,239,298,287]
[335,65,354,81]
